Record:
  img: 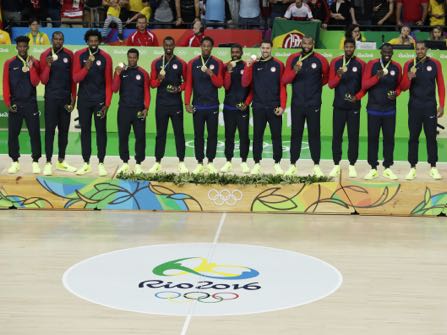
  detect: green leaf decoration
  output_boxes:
[424,187,432,205]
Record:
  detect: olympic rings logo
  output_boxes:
[208,189,243,206]
[155,291,239,303]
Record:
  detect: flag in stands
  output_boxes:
[272,19,320,48]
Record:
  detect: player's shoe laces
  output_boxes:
[383,168,398,180]
[430,167,442,180]
[76,163,92,175]
[149,162,162,174]
[56,161,77,173]
[285,165,297,176]
[7,162,20,174]
[405,168,416,180]
[193,164,205,174]
[364,169,378,180]
[220,161,233,173]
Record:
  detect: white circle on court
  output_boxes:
[63,243,342,316]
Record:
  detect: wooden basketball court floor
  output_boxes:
[1,209,446,335]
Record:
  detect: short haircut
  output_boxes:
[202,36,214,46]
[416,40,426,47]
[164,36,175,43]
[136,14,147,21]
[260,39,272,46]
[29,18,39,25]
[52,31,64,39]
[84,29,102,43]
[231,43,243,52]
[127,48,139,57]
[302,35,314,42]
[15,35,30,44]
[381,42,393,50]
[344,38,356,47]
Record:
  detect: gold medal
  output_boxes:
[88,54,95,62]
[201,65,207,72]
[22,65,29,72]
[410,67,417,74]
[230,61,237,67]
[160,69,166,76]
[342,66,348,73]
[297,61,303,67]
[383,68,389,76]
[52,54,58,61]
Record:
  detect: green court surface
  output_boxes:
[1,131,446,163]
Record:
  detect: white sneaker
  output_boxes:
[76,163,92,175]
[430,167,442,180]
[220,161,233,173]
[240,162,250,174]
[134,164,143,174]
[251,163,261,175]
[383,168,398,180]
[207,162,217,174]
[285,165,297,176]
[364,169,378,180]
[149,162,162,174]
[116,163,130,175]
[7,162,20,174]
[98,163,108,177]
[274,163,283,175]
[32,162,41,174]
[56,160,77,173]
[193,164,205,174]
[348,165,357,178]
[313,165,324,178]
[329,165,340,177]
[178,162,189,174]
[405,168,416,180]
[43,162,52,176]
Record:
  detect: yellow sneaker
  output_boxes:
[285,165,297,176]
[240,162,250,174]
[383,168,398,180]
[364,169,378,180]
[329,165,340,177]
[207,162,217,174]
[76,163,92,176]
[220,161,233,173]
[430,167,442,180]
[98,163,108,177]
[313,165,324,178]
[134,164,143,175]
[149,162,162,174]
[32,162,41,174]
[116,163,130,175]
[178,162,189,174]
[348,165,357,178]
[251,163,261,175]
[56,160,77,173]
[193,163,205,174]
[274,163,284,175]
[43,162,52,176]
[405,168,416,180]
[7,161,20,174]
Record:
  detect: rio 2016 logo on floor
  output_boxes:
[139,257,261,304]
[63,244,342,316]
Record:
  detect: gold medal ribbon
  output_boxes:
[17,54,30,69]
[412,56,426,73]
[298,51,313,63]
[380,58,391,73]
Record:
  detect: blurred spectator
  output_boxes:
[338,23,365,48]
[353,0,373,25]
[44,0,62,27]
[2,0,22,28]
[26,18,50,44]
[103,0,124,40]
[388,24,415,46]
[84,0,104,27]
[177,19,204,46]
[395,0,428,26]
[0,28,12,44]
[329,0,357,26]
[203,0,232,27]
[372,0,394,25]
[430,25,445,40]
[126,13,159,45]
[61,0,85,26]
[126,0,152,24]
[269,0,293,25]
[22,0,48,24]
[428,0,445,26]
[175,0,200,26]
[307,0,330,28]
[283,0,313,20]
[153,0,174,27]
[238,0,261,28]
